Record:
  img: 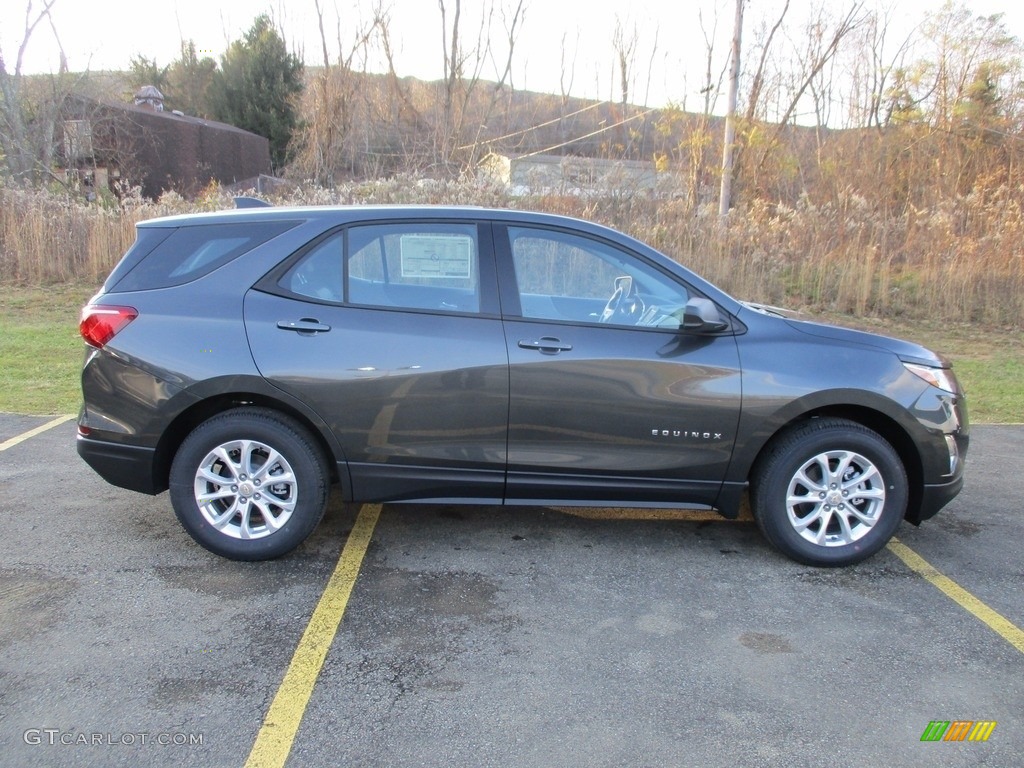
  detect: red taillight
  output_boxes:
[80,305,138,348]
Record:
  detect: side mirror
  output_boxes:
[681,297,729,332]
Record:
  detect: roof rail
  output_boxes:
[234,196,272,209]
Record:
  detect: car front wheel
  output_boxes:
[751,418,907,567]
[169,408,329,560]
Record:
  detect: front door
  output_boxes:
[496,223,743,506]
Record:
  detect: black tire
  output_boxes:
[750,418,907,567]
[169,407,329,560]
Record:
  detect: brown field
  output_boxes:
[2,180,1021,328]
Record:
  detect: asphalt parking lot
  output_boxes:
[1,414,1021,767]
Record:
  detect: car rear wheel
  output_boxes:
[169,408,329,560]
[751,418,907,567]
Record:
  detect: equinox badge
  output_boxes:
[652,429,724,440]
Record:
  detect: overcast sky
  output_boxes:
[4,0,1024,113]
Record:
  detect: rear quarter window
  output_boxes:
[109,221,297,292]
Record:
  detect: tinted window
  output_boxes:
[285,233,343,302]
[283,222,481,314]
[102,227,172,292]
[112,221,296,292]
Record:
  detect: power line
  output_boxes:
[456,100,606,151]
[518,108,658,158]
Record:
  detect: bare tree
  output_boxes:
[439,0,463,137]
[559,31,579,107]
[743,0,789,123]
[696,0,786,210]
[289,0,379,183]
[912,4,1022,197]
[557,30,580,148]
[845,6,912,130]
[750,2,867,181]
[0,0,66,183]
[433,0,526,173]
[612,17,637,111]
[373,3,428,172]
[610,15,659,158]
[463,0,526,163]
[611,17,638,155]
[678,5,730,208]
[914,4,1017,130]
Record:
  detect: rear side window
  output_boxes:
[102,227,172,291]
[280,222,482,314]
[110,221,296,292]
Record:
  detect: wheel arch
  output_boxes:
[716,397,925,524]
[744,405,924,523]
[152,388,346,495]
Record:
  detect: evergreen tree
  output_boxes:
[959,62,1002,125]
[208,15,304,169]
[127,55,170,94]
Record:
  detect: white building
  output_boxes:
[479,152,657,197]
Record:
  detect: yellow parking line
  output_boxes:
[0,415,75,452]
[888,537,1024,654]
[245,503,382,768]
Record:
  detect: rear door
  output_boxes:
[495,223,743,506]
[245,219,509,503]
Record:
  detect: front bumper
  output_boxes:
[910,473,966,523]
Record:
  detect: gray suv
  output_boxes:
[77,204,968,566]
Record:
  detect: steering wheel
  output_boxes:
[600,275,645,324]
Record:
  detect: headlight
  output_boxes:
[903,362,959,394]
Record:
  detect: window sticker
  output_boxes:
[400,234,473,279]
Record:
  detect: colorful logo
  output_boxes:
[920,721,997,742]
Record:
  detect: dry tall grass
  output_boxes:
[1,178,1021,327]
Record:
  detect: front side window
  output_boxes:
[508,226,690,328]
[283,222,481,314]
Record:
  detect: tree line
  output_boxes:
[1,1,1022,325]
[2,0,1023,214]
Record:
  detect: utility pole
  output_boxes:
[719,0,744,216]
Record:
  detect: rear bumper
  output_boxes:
[77,434,163,495]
